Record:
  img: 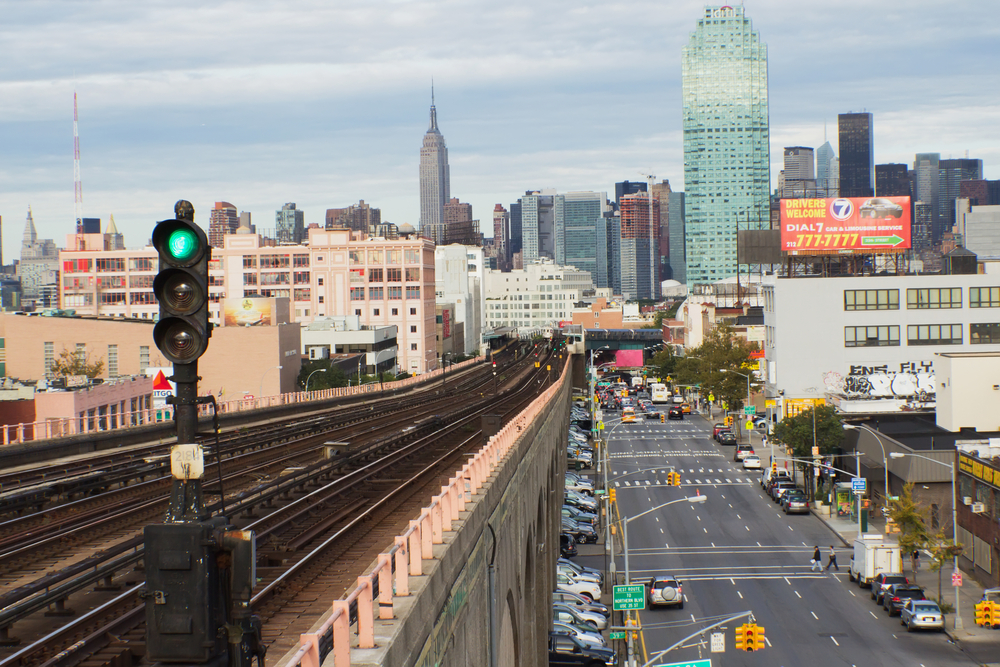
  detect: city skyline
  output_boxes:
[1,1,998,256]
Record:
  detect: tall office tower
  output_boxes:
[492,204,510,271]
[913,153,942,244]
[615,181,647,207]
[325,200,381,234]
[238,211,254,234]
[650,180,672,280]
[682,5,770,286]
[876,164,911,197]
[209,201,240,247]
[838,112,874,197]
[276,202,305,244]
[940,158,983,231]
[913,202,934,253]
[619,192,660,300]
[105,216,125,250]
[816,141,838,196]
[668,192,687,284]
[960,180,1000,207]
[781,147,818,198]
[419,91,450,242]
[556,192,608,280]
[509,201,522,257]
[518,191,557,262]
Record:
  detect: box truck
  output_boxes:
[849,533,902,587]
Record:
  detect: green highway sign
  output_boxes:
[661,660,712,667]
[612,584,646,611]
[609,631,626,640]
[744,406,756,415]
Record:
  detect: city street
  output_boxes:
[606,412,975,666]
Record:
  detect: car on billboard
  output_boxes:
[859,198,904,219]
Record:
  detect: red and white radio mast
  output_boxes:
[74,91,83,233]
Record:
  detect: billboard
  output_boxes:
[780,196,911,254]
[224,297,273,327]
[614,349,644,369]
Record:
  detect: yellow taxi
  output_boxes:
[622,407,636,423]
[681,403,692,414]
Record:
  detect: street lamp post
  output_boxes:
[260,365,283,398]
[844,424,890,511]
[589,345,611,444]
[373,347,396,397]
[614,494,708,667]
[890,451,963,631]
[305,368,327,393]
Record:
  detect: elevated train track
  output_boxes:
[0,338,566,667]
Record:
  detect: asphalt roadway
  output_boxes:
[593,411,976,667]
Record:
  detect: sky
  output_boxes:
[2,0,999,255]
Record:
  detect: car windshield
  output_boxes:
[913,604,939,613]
[652,579,677,589]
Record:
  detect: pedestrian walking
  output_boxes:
[811,545,822,572]
[824,545,839,571]
[911,549,920,578]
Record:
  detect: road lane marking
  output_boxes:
[736,514,742,520]
[704,528,708,533]
[869,611,877,618]
[811,611,819,619]
[784,577,792,585]
[831,636,840,646]
[745,525,750,531]
[737,590,743,599]
[795,591,801,598]
[730,578,736,585]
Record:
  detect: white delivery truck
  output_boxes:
[849,533,902,587]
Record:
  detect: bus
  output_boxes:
[650,383,670,404]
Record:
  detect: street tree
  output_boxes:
[683,325,761,410]
[771,405,843,499]
[887,482,931,582]
[650,348,677,381]
[296,360,350,390]
[50,348,105,379]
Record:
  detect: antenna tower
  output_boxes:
[74,92,83,233]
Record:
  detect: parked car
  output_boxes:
[553,602,607,630]
[782,493,810,514]
[559,558,605,586]
[742,455,762,470]
[668,406,684,420]
[562,518,598,544]
[557,563,601,586]
[883,584,925,616]
[871,573,908,604]
[900,599,945,632]
[718,432,737,446]
[562,505,598,526]
[560,533,578,558]
[552,591,610,618]
[772,483,801,504]
[551,622,605,648]
[712,422,728,438]
[565,489,597,512]
[565,476,594,496]
[556,572,601,601]
[548,632,616,666]
[645,576,684,609]
[761,467,790,489]
[734,444,754,461]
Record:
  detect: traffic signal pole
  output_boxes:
[144,201,265,667]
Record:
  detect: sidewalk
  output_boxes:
[812,504,1000,663]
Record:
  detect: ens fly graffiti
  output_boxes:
[823,360,935,399]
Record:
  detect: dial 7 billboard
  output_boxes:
[780,196,911,254]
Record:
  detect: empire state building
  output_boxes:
[419,92,450,244]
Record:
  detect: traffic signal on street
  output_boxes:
[660,413,665,423]
[667,471,681,486]
[748,623,765,651]
[975,600,996,626]
[772,461,777,474]
[609,488,617,503]
[152,209,212,365]
[734,624,747,651]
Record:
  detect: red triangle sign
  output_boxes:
[152,370,173,391]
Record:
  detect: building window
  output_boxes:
[387,267,402,282]
[243,273,258,285]
[406,286,420,299]
[410,308,417,315]
[369,286,383,300]
[405,268,420,282]
[391,308,398,316]
[844,289,898,311]
[129,257,154,271]
[293,254,309,268]
[405,249,419,263]
[410,343,418,351]
[318,296,324,304]
[907,288,962,309]
[970,323,1000,344]
[350,288,365,301]
[411,325,417,333]
[355,309,362,316]
[844,326,899,347]
[368,250,383,264]
[243,256,257,269]
[140,345,150,372]
[369,268,383,282]
[44,342,55,378]
[108,345,118,378]
[970,287,1000,308]
[907,324,962,345]
[388,286,402,300]
[387,250,401,264]
[293,271,310,284]
[318,277,324,286]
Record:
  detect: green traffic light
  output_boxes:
[167,228,199,262]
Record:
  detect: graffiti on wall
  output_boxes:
[823,361,935,400]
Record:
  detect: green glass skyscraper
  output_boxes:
[682,5,770,285]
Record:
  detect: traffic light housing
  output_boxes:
[975,600,996,626]
[152,211,212,365]
[660,413,665,423]
[734,624,746,651]
[748,623,765,650]
[609,488,617,503]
